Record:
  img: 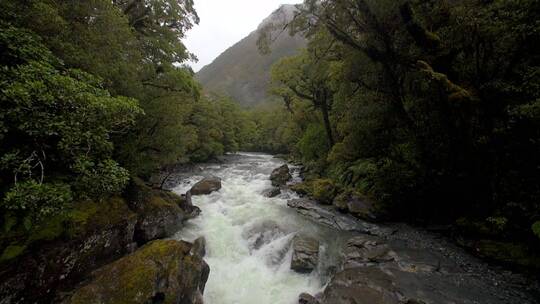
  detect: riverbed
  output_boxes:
[170,153,539,304]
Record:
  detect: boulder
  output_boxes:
[0,198,138,304]
[299,293,320,304]
[321,267,402,304]
[333,192,379,221]
[191,237,206,258]
[291,235,319,273]
[190,177,222,195]
[242,220,287,251]
[65,240,209,304]
[270,165,292,186]
[263,187,281,198]
[347,195,378,222]
[125,179,193,245]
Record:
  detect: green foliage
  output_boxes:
[2,182,72,227]
[298,124,330,162]
[0,245,26,263]
[256,0,540,247]
[311,179,337,204]
[0,25,142,229]
[533,222,540,239]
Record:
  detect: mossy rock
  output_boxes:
[66,240,209,304]
[0,197,136,264]
[311,179,337,205]
[473,240,540,269]
[290,181,314,196]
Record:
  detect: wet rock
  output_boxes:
[242,220,287,251]
[299,293,320,304]
[270,164,292,186]
[126,179,188,245]
[263,187,281,198]
[182,191,202,219]
[64,240,209,304]
[191,237,206,258]
[190,177,222,195]
[342,235,394,269]
[0,198,137,304]
[291,235,319,273]
[321,267,402,304]
[347,195,378,222]
[287,198,390,236]
[333,192,378,221]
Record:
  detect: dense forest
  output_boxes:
[1,0,539,275]
[254,0,540,266]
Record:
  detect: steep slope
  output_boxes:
[196,4,306,106]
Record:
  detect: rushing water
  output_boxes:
[171,153,344,304]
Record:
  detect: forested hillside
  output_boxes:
[0,0,256,263]
[252,0,540,266]
[196,5,306,106]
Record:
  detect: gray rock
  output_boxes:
[291,235,319,273]
[191,237,206,258]
[270,165,292,186]
[287,198,390,236]
[347,195,378,222]
[299,293,320,304]
[321,266,402,304]
[190,177,222,195]
[263,187,281,198]
[242,220,288,251]
[342,235,394,269]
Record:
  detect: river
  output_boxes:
[170,153,539,304]
[171,153,344,304]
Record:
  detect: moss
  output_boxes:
[69,240,195,304]
[0,244,26,263]
[475,240,540,269]
[68,197,136,237]
[312,179,337,204]
[28,214,66,242]
[290,181,314,196]
[333,191,350,211]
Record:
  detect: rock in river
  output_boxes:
[190,177,222,195]
[65,240,209,304]
[263,187,281,198]
[291,235,319,273]
[270,164,292,186]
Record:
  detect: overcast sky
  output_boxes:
[184,0,303,72]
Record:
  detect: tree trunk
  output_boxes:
[320,100,335,147]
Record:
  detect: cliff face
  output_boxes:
[196,4,306,106]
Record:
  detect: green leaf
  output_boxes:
[533,221,540,239]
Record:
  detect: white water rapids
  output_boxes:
[171,153,345,304]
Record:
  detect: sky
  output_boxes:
[184,0,303,72]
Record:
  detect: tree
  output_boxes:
[0,25,141,229]
[271,46,336,147]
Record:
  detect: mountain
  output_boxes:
[196,4,306,106]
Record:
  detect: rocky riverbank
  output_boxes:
[0,178,210,304]
[273,164,540,304]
